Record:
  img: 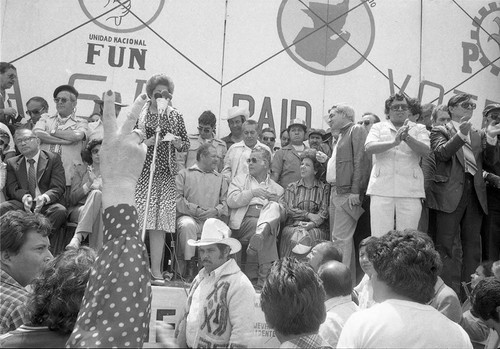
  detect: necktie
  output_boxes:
[463,140,477,176]
[27,159,36,197]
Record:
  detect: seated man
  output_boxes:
[471,277,500,348]
[177,110,227,173]
[0,210,53,334]
[318,260,359,348]
[0,129,67,248]
[260,258,332,348]
[175,218,255,347]
[0,247,96,347]
[337,229,472,348]
[227,145,284,287]
[176,143,228,281]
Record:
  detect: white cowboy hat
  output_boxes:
[222,105,250,120]
[187,218,241,254]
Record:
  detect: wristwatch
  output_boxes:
[50,129,56,135]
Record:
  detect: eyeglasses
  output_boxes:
[27,108,45,116]
[262,136,275,142]
[54,97,70,104]
[91,148,100,155]
[460,101,476,110]
[390,104,409,111]
[246,157,260,164]
[15,136,36,144]
[197,126,213,133]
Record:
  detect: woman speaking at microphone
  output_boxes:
[135,74,189,284]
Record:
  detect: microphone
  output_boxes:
[154,89,172,117]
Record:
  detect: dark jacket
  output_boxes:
[335,122,371,196]
[429,124,487,214]
[5,150,66,204]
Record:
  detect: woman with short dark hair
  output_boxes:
[135,74,189,284]
[279,148,330,258]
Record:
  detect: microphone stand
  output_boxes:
[141,99,179,281]
[142,120,166,284]
[141,107,163,243]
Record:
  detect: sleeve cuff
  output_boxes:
[486,134,498,145]
[42,194,50,204]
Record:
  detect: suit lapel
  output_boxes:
[37,151,48,182]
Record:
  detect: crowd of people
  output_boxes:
[0,61,500,348]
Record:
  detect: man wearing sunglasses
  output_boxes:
[365,93,430,238]
[227,145,284,289]
[33,85,88,186]
[177,110,227,173]
[259,127,277,154]
[482,104,500,262]
[358,113,380,133]
[24,97,48,130]
[430,93,498,299]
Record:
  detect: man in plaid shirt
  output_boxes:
[0,211,53,334]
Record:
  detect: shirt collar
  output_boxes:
[297,177,321,188]
[26,150,41,163]
[339,122,354,134]
[54,112,77,123]
[0,268,26,291]
[250,173,271,185]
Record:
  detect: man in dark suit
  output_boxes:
[0,128,66,244]
[430,93,496,297]
[482,104,500,260]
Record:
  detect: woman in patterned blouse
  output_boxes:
[280,149,330,258]
[134,74,189,283]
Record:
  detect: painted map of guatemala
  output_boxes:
[294,0,350,67]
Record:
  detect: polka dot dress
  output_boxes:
[67,205,152,348]
[135,109,189,232]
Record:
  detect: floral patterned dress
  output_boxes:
[135,103,189,232]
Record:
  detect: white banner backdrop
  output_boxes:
[1,0,499,135]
